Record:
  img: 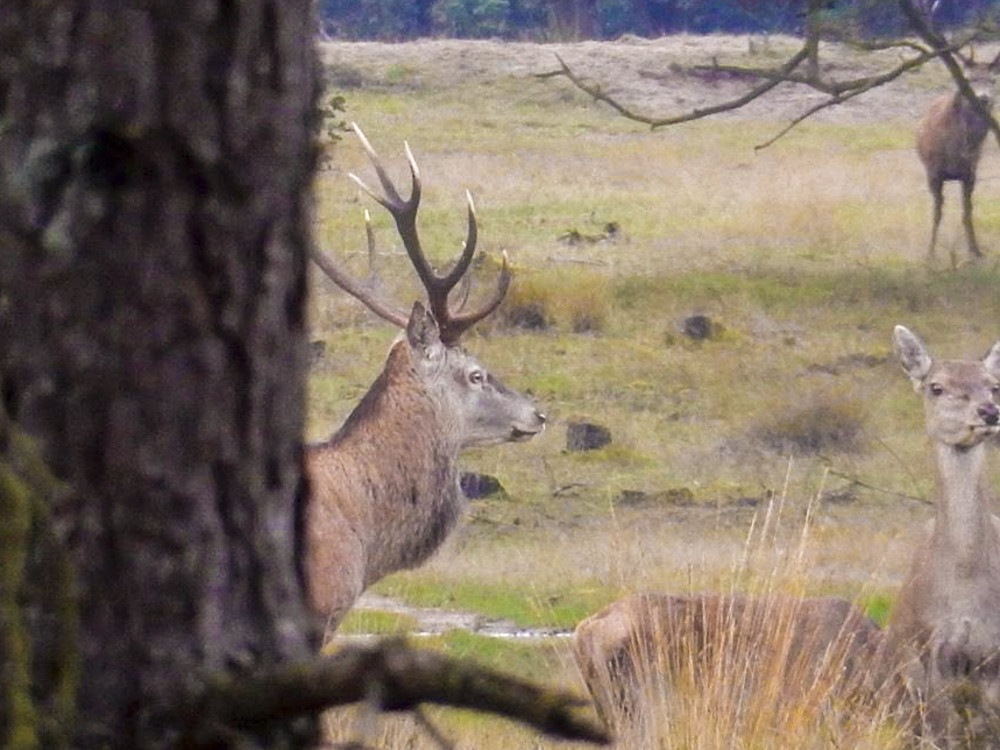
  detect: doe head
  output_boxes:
[893,325,1000,448]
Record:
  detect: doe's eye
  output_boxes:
[929,383,944,397]
[468,370,484,385]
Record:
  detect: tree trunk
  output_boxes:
[0,2,320,748]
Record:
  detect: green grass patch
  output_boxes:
[336,608,420,635]
[371,577,620,630]
[859,592,895,629]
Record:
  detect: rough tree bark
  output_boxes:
[0,2,320,747]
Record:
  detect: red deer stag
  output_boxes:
[572,592,881,734]
[917,51,1000,264]
[886,325,1000,746]
[307,125,546,630]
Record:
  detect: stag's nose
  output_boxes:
[535,410,547,426]
[979,403,999,426]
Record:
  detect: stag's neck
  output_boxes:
[322,341,463,583]
[931,441,1000,574]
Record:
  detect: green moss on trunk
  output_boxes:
[0,464,38,750]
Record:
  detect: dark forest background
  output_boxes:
[318,0,999,41]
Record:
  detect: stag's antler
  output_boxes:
[309,206,409,329]
[344,123,510,345]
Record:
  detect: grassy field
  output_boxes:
[311,35,1000,748]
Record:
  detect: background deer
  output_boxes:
[572,592,881,733]
[307,126,546,630]
[917,51,1000,264]
[886,326,1000,745]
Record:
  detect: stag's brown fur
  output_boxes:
[307,128,543,631]
[308,336,458,626]
[886,326,1000,746]
[573,592,881,731]
[916,57,1000,262]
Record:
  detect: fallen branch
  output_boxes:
[190,638,610,747]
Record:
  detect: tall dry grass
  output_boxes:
[578,471,909,750]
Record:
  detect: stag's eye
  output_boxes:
[929,383,944,397]
[468,370,484,386]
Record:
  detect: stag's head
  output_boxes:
[893,325,1000,448]
[402,300,544,447]
[312,125,545,449]
[958,49,1000,111]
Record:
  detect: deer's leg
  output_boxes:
[962,177,983,258]
[927,176,944,264]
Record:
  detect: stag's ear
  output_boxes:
[983,341,1000,376]
[406,301,442,357]
[894,325,933,389]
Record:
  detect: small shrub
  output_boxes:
[503,301,550,330]
[566,421,612,452]
[498,274,553,331]
[682,314,725,341]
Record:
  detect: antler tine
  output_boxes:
[348,123,412,210]
[309,240,409,330]
[437,250,512,345]
[421,192,478,334]
[437,190,479,291]
[350,127,445,303]
[349,127,510,345]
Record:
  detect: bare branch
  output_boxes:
[537,7,996,150]
[539,45,811,130]
[189,639,611,747]
[754,44,941,150]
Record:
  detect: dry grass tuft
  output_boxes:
[498,268,611,334]
[751,388,869,456]
[576,481,907,749]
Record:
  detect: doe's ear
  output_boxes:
[893,325,933,389]
[406,301,442,356]
[983,341,1000,377]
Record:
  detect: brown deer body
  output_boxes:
[887,325,1000,746]
[572,592,881,732]
[307,127,545,629]
[917,54,1000,263]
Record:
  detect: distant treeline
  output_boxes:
[319,0,999,41]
